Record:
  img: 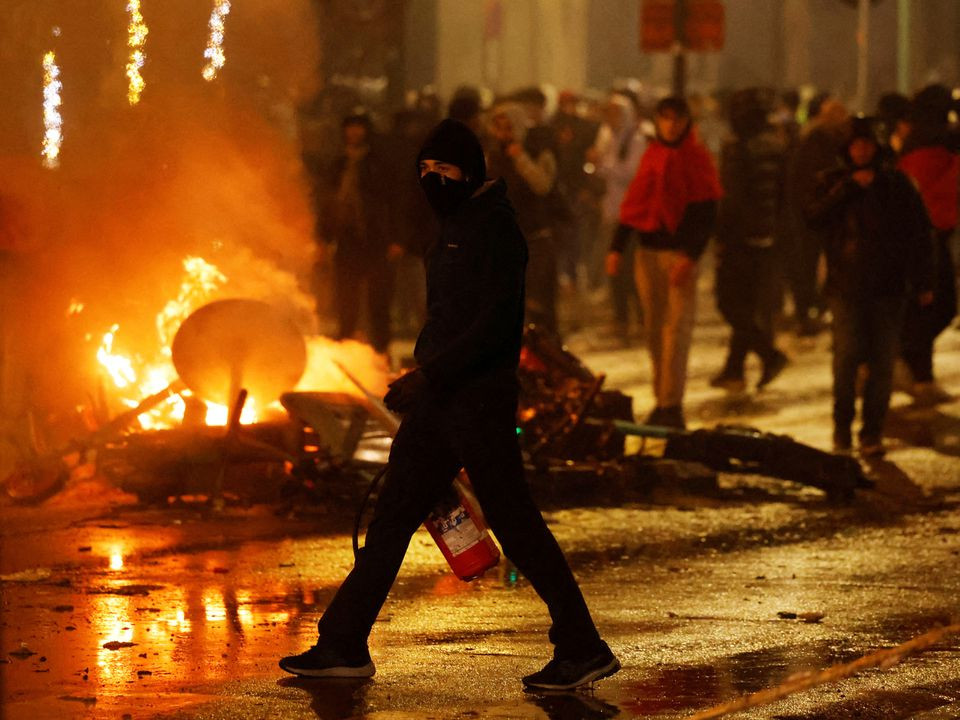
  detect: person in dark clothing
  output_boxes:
[385,109,436,337]
[897,85,960,405]
[876,92,912,155]
[280,119,619,691]
[448,84,484,136]
[790,97,850,336]
[319,113,400,354]
[552,91,601,294]
[770,89,802,325]
[605,96,721,429]
[487,102,562,335]
[774,90,801,146]
[805,116,934,457]
[711,88,790,392]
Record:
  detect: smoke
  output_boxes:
[0,1,326,426]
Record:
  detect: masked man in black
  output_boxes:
[280,119,619,691]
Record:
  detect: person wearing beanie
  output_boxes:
[605,96,722,429]
[281,119,620,691]
[804,116,934,457]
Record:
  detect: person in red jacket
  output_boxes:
[897,85,960,405]
[605,96,721,428]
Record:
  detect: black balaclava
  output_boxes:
[417,118,487,217]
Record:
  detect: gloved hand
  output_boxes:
[383,369,429,414]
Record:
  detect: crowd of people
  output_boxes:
[282,84,958,687]
[303,80,960,456]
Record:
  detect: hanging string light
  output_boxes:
[41,51,63,168]
[126,0,148,104]
[201,0,231,82]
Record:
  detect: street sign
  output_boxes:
[640,0,675,51]
[639,0,725,52]
[685,0,724,51]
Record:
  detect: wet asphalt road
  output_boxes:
[3,292,960,719]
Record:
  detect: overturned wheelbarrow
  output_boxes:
[171,298,308,413]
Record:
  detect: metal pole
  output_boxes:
[855,0,870,112]
[672,0,687,96]
[896,0,911,94]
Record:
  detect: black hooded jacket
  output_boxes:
[805,160,933,301]
[717,127,786,244]
[414,178,528,393]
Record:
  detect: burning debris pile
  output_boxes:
[517,325,634,463]
[2,313,869,507]
[515,327,870,504]
[0,1,348,502]
[3,285,389,505]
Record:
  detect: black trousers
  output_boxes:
[317,379,603,660]
[901,229,958,383]
[716,245,779,375]
[831,295,906,439]
[526,231,559,336]
[611,238,641,329]
[334,259,392,354]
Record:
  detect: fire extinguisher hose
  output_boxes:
[352,463,389,562]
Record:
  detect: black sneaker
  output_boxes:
[522,643,620,691]
[279,643,375,678]
[832,429,853,454]
[647,405,685,430]
[858,435,886,458]
[709,372,746,393]
[758,351,788,389]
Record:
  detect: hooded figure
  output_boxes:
[280,118,620,692]
[805,116,934,455]
[589,92,647,341]
[593,94,646,224]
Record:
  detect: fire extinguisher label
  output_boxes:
[433,506,483,555]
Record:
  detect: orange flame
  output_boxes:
[93,256,390,430]
[94,256,227,428]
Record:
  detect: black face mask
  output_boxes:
[419,172,474,217]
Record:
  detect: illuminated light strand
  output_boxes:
[201,0,231,81]
[125,0,148,104]
[41,51,63,168]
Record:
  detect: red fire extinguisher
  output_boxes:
[424,471,501,581]
[332,362,500,582]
